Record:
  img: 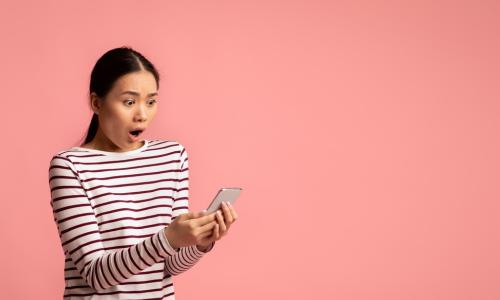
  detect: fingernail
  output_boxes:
[227,201,232,207]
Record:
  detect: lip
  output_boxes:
[130,127,146,132]
[128,128,145,142]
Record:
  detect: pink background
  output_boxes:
[1,0,499,299]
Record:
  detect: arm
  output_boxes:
[164,144,215,276]
[48,155,178,292]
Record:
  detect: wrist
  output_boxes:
[196,244,210,252]
[196,242,214,253]
[164,227,179,250]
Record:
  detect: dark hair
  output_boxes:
[80,46,160,145]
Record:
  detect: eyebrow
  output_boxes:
[120,91,158,97]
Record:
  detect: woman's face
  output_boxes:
[90,70,158,151]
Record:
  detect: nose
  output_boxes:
[133,103,148,122]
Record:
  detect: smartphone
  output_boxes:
[206,187,242,213]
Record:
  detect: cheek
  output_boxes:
[101,119,122,137]
[149,107,158,118]
[103,110,129,133]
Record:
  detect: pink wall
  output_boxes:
[0,0,499,299]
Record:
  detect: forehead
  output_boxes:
[111,70,158,95]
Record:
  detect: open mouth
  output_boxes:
[130,130,142,137]
[128,129,145,140]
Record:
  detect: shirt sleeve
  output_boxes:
[48,154,178,292]
[165,144,215,276]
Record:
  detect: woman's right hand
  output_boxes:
[164,210,217,249]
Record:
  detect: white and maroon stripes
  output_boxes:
[163,145,215,275]
[171,144,189,219]
[48,140,213,299]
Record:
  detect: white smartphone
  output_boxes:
[206,187,242,213]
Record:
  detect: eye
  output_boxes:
[124,99,134,106]
[148,99,157,105]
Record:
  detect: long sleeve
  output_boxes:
[164,144,215,276]
[48,155,178,292]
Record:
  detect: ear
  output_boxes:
[90,92,102,115]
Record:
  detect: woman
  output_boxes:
[48,46,237,299]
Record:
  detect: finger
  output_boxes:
[221,202,234,225]
[198,229,213,240]
[189,210,208,219]
[196,220,217,235]
[206,222,219,242]
[173,211,190,222]
[201,222,219,241]
[199,223,218,244]
[213,223,220,240]
[192,212,217,226]
[227,202,238,221]
[216,210,227,234]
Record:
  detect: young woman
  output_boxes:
[48,46,237,299]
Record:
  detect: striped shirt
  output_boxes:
[48,139,214,299]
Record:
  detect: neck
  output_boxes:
[83,127,144,152]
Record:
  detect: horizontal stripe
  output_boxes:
[78,158,179,174]
[98,213,171,226]
[99,223,169,234]
[89,187,181,201]
[81,163,184,182]
[63,282,174,297]
[94,195,173,209]
[66,272,172,287]
[85,176,186,192]
[95,204,171,218]
[71,150,181,166]
[54,203,93,213]
[48,140,212,298]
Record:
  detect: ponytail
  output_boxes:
[83,113,99,144]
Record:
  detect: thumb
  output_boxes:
[178,210,196,220]
[190,210,208,219]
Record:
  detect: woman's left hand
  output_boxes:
[196,201,238,250]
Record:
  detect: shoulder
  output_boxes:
[48,145,78,161]
[48,154,76,178]
[148,139,188,166]
[150,139,187,153]
[48,146,82,171]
